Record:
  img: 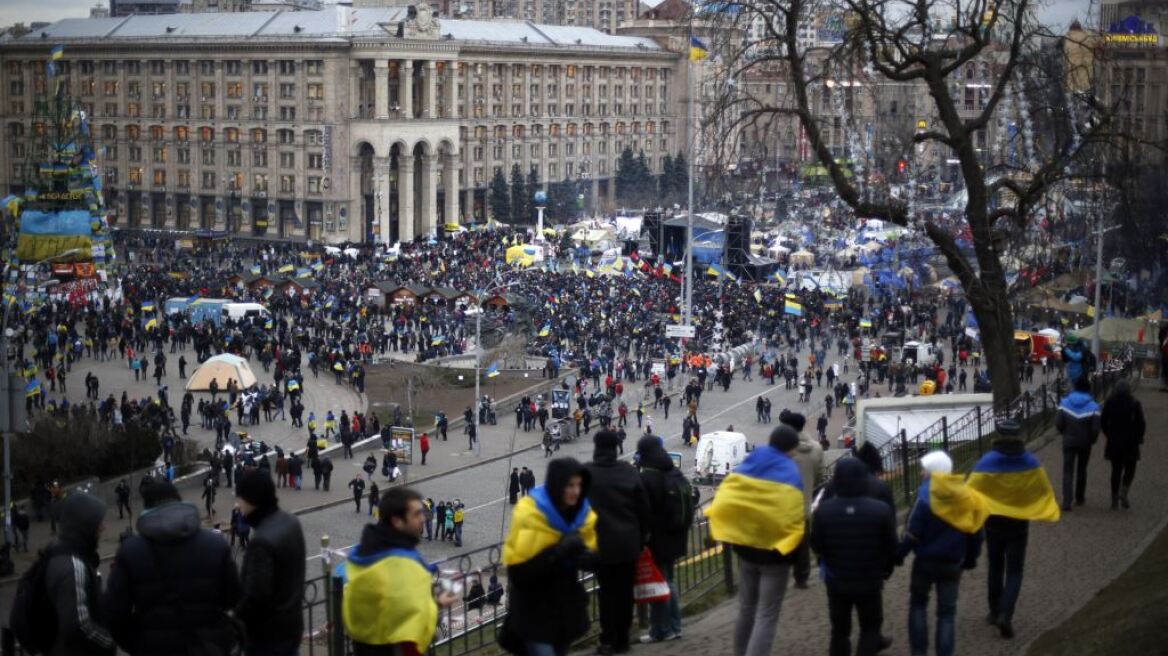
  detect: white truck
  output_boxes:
[692,431,751,485]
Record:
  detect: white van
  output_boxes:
[222,302,271,322]
[901,340,938,367]
[692,431,751,484]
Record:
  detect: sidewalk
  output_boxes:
[622,383,1168,656]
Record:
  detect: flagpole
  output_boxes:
[684,15,696,330]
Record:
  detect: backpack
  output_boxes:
[10,546,63,654]
[660,469,695,533]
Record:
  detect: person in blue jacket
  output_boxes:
[898,452,983,656]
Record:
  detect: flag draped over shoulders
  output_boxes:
[705,445,805,555]
[503,486,598,566]
[337,547,439,650]
[967,450,1061,522]
[923,473,990,534]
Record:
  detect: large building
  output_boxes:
[0,4,682,244]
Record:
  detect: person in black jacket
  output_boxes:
[103,482,242,656]
[820,441,895,512]
[234,470,307,656]
[585,430,651,655]
[43,492,116,656]
[811,458,897,656]
[504,458,595,655]
[1100,380,1146,509]
[636,436,689,643]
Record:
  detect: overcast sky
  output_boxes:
[2,0,1096,33]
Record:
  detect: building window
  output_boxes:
[153,169,166,186]
[307,153,323,170]
[278,129,294,144]
[305,130,323,145]
[200,126,215,142]
[225,128,240,143]
[307,176,323,195]
[125,60,141,75]
[199,60,215,75]
[253,60,269,75]
[152,145,167,163]
[227,150,242,166]
[305,60,323,76]
[202,149,215,165]
[200,82,216,99]
[177,170,190,189]
[175,60,190,76]
[306,83,323,100]
[127,125,141,140]
[225,60,242,76]
[202,171,216,189]
[280,175,295,193]
[128,167,142,185]
[253,173,268,192]
[279,83,295,99]
[177,147,190,164]
[254,149,268,168]
[278,60,295,75]
[279,151,294,168]
[280,106,296,121]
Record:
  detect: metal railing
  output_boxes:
[824,362,1132,509]
[302,498,733,656]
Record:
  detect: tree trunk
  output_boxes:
[969,295,1021,407]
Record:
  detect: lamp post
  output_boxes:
[1,249,82,550]
[473,281,519,432]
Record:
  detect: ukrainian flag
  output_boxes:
[772,270,785,285]
[296,268,312,279]
[140,302,156,313]
[689,36,709,62]
[538,325,551,337]
[50,45,65,60]
[278,264,294,274]
[250,265,262,275]
[784,300,803,317]
[705,445,805,555]
[919,474,990,534]
[504,486,598,566]
[25,379,41,398]
[486,362,500,378]
[145,318,158,331]
[287,379,301,393]
[859,318,872,328]
[431,335,445,346]
[338,547,439,651]
[264,318,274,330]
[753,288,763,303]
[967,450,1060,522]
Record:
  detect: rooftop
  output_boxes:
[6,7,663,50]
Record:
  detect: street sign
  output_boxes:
[666,325,696,339]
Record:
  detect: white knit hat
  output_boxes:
[920,451,953,476]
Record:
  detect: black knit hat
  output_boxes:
[235,470,278,509]
[780,411,806,432]
[593,429,621,454]
[141,481,182,509]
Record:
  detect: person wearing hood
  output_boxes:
[779,410,823,589]
[821,441,896,512]
[585,430,651,655]
[811,458,897,656]
[501,457,598,656]
[1100,380,1145,510]
[340,487,456,656]
[234,470,306,656]
[1056,377,1101,510]
[43,492,116,656]
[103,482,241,655]
[636,436,690,643]
[899,451,984,656]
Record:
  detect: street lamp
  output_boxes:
[1,249,82,551]
[472,281,520,432]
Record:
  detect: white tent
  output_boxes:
[185,354,258,391]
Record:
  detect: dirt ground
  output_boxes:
[363,359,556,427]
[1026,517,1168,656]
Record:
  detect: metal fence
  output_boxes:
[301,498,733,656]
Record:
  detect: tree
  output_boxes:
[712,0,1123,404]
[526,166,542,225]
[671,151,689,206]
[546,180,579,222]
[509,163,527,225]
[659,153,675,203]
[488,168,510,224]
[615,146,640,207]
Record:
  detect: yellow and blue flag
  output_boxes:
[689,36,709,62]
[784,300,803,317]
[538,325,551,337]
[249,265,262,275]
[338,547,438,651]
[753,288,763,303]
[919,473,990,534]
[287,379,300,393]
[705,445,805,555]
[486,362,500,378]
[144,318,158,331]
[25,379,41,398]
[264,318,274,330]
[431,335,445,346]
[859,318,872,329]
[140,301,156,313]
[50,45,65,60]
[504,486,598,566]
[967,450,1060,522]
[278,264,294,274]
[772,269,785,285]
